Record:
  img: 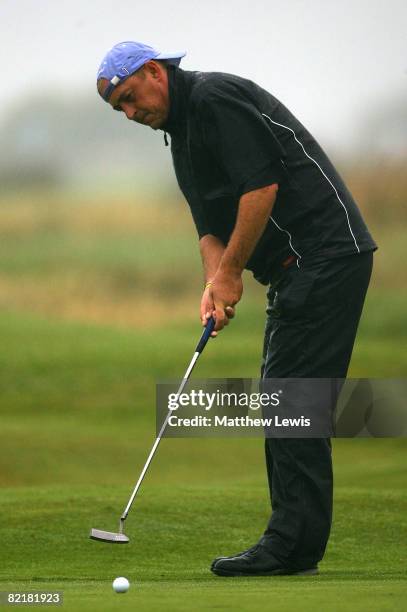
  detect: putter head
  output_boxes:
[90,528,129,543]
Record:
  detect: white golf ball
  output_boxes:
[112,576,130,593]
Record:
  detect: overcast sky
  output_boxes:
[1,0,406,150]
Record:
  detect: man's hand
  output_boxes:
[200,283,215,328]
[200,271,242,334]
[211,269,242,332]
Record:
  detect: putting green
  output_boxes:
[1,482,406,611]
[0,308,406,611]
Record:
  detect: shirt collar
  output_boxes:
[161,66,193,135]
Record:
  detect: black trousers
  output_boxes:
[260,251,374,568]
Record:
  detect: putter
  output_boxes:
[90,316,216,543]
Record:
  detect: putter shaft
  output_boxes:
[120,318,215,525]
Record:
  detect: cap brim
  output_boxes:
[155,51,186,66]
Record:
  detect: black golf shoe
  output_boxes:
[211,538,319,577]
[210,543,260,571]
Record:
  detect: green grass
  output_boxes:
[0,310,406,611]
[0,193,406,610]
[0,482,406,611]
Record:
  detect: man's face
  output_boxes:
[99,61,170,130]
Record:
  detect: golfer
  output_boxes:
[96,41,377,576]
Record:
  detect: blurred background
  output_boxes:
[1,0,406,330]
[0,0,406,489]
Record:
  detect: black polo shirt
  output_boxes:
[161,67,377,284]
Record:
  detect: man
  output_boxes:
[97,41,377,576]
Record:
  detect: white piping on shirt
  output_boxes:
[271,216,302,267]
[262,112,361,254]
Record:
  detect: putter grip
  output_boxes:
[195,317,216,353]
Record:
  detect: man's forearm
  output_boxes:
[199,184,278,333]
[199,234,225,282]
[218,184,278,277]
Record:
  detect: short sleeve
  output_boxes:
[198,87,285,197]
[178,179,211,238]
[187,191,211,239]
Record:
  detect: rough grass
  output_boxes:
[0,191,406,330]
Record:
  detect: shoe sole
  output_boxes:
[211,567,319,577]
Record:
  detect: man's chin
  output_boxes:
[152,111,170,130]
[133,114,165,130]
[149,119,165,131]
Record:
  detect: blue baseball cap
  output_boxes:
[97,41,186,102]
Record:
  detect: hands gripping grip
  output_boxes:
[195,317,216,353]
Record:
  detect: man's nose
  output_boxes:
[122,103,136,121]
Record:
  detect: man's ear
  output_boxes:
[144,60,164,80]
[97,78,109,96]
